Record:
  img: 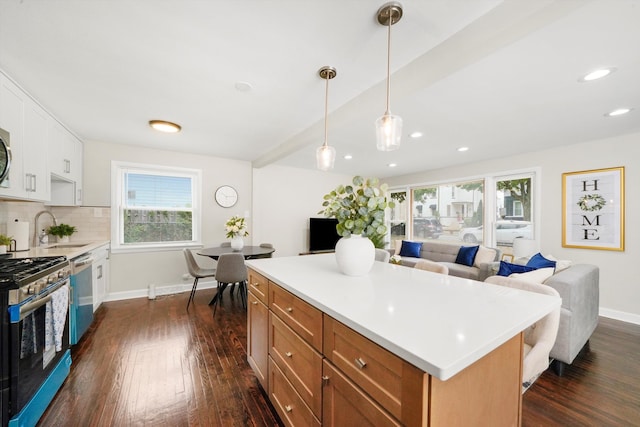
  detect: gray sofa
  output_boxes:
[543,264,599,374]
[390,241,501,282]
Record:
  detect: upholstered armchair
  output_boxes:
[485,276,561,389]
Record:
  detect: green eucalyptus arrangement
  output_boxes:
[319,176,394,248]
[47,223,77,238]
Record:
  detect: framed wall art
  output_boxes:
[562,166,624,251]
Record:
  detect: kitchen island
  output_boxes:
[246,253,560,426]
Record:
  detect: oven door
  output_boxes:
[8,279,70,415]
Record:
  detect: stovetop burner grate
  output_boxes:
[0,256,68,285]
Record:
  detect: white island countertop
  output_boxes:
[246,253,560,381]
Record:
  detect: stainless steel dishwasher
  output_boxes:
[70,253,94,345]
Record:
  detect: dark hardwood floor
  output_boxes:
[39,290,640,426]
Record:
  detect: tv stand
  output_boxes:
[299,250,335,256]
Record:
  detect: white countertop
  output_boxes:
[9,240,110,260]
[246,253,560,381]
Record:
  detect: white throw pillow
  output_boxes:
[543,254,572,272]
[509,267,555,283]
[394,239,403,255]
[474,246,496,267]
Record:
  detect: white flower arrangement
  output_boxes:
[225,216,249,239]
[390,254,402,265]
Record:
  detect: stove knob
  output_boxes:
[48,275,56,284]
[27,285,35,295]
[22,286,30,295]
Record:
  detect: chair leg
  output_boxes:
[186,277,200,310]
[238,280,247,309]
[212,283,229,316]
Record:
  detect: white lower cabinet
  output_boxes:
[91,244,110,312]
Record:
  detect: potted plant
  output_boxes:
[225,216,249,251]
[319,176,394,276]
[47,223,77,243]
[0,234,12,254]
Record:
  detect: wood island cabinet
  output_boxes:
[247,267,525,427]
[247,270,269,389]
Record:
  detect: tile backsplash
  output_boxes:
[0,201,110,244]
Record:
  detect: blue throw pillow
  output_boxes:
[455,245,480,267]
[526,253,557,270]
[497,261,537,277]
[399,241,423,258]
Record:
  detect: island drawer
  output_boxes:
[270,283,323,352]
[248,268,269,305]
[323,315,427,425]
[270,311,323,418]
[269,357,321,427]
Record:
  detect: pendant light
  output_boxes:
[316,66,337,171]
[375,2,403,152]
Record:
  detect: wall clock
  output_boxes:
[215,185,238,208]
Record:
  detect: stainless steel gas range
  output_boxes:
[0,256,72,427]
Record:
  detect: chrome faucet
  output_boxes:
[33,210,58,247]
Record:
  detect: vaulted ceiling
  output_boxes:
[1,0,638,178]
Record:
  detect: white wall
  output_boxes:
[386,132,640,323]
[252,164,351,257]
[83,139,253,294]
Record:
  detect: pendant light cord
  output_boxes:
[385,18,392,115]
[323,74,330,147]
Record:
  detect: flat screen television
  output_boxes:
[309,217,340,253]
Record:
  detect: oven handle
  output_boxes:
[17,294,53,320]
[9,281,70,323]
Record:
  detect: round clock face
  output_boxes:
[215,185,238,208]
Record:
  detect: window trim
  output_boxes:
[110,161,202,253]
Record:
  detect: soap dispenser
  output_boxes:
[39,229,48,245]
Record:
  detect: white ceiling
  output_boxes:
[0,0,638,179]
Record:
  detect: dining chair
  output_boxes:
[183,249,216,310]
[414,259,449,275]
[484,275,561,391]
[374,248,390,263]
[220,242,231,247]
[211,253,248,315]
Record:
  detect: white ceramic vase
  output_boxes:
[334,234,375,276]
[230,237,244,251]
[58,236,70,243]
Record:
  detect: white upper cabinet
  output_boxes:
[0,73,50,201]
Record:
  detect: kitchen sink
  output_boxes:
[44,243,90,249]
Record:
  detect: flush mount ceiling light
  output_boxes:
[149,120,181,133]
[344,154,353,160]
[578,67,617,82]
[457,146,469,152]
[375,2,403,152]
[605,108,632,117]
[409,131,423,138]
[316,66,337,171]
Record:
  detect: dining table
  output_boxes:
[197,245,275,306]
[197,245,275,260]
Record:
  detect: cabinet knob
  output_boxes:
[253,282,260,286]
[251,301,258,305]
[285,351,293,358]
[322,375,330,386]
[284,405,293,413]
[286,307,293,313]
[355,357,367,369]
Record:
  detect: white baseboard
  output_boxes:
[103,279,219,303]
[599,307,640,325]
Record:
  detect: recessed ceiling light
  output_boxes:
[388,163,397,168]
[605,108,632,117]
[149,120,181,133]
[457,147,469,152]
[578,67,616,82]
[234,81,253,92]
[344,154,353,160]
[409,131,423,138]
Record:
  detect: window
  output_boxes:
[389,168,538,251]
[389,190,408,245]
[111,161,201,252]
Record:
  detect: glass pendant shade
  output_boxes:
[316,144,336,171]
[375,113,402,151]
